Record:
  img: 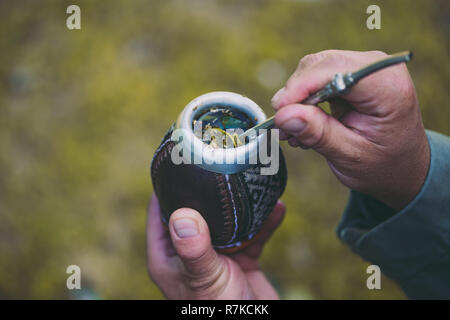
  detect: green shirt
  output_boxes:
[337,130,450,299]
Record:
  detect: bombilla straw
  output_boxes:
[239,50,413,141]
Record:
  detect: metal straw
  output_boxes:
[239,51,413,141]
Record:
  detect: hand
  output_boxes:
[146,194,285,299]
[272,50,430,210]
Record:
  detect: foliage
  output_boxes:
[0,0,448,299]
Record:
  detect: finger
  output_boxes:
[328,97,354,120]
[271,50,390,112]
[271,51,346,109]
[147,194,176,277]
[240,201,286,259]
[168,208,225,281]
[271,67,332,110]
[275,104,364,160]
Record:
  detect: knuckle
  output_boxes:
[391,70,416,109]
[297,54,313,68]
[302,105,326,124]
[310,120,327,148]
[183,259,228,295]
[285,72,300,89]
[317,49,342,58]
[184,274,216,293]
[298,119,326,149]
[299,109,331,150]
[368,50,388,58]
[402,77,416,101]
[342,142,364,165]
[318,53,348,68]
[298,52,326,69]
[178,240,210,261]
[309,105,324,118]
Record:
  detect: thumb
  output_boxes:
[168,208,225,284]
[275,103,363,159]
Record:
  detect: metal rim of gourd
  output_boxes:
[174,91,267,174]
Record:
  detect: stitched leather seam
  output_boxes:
[224,174,238,244]
[215,174,235,244]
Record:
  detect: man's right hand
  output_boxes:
[272,50,430,210]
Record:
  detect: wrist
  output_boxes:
[374,131,431,211]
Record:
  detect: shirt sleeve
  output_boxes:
[337,130,450,299]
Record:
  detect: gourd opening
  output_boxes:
[192,104,256,148]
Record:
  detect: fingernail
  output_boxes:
[281,118,306,134]
[173,218,198,238]
[271,87,285,108]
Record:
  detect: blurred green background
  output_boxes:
[0,0,449,299]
